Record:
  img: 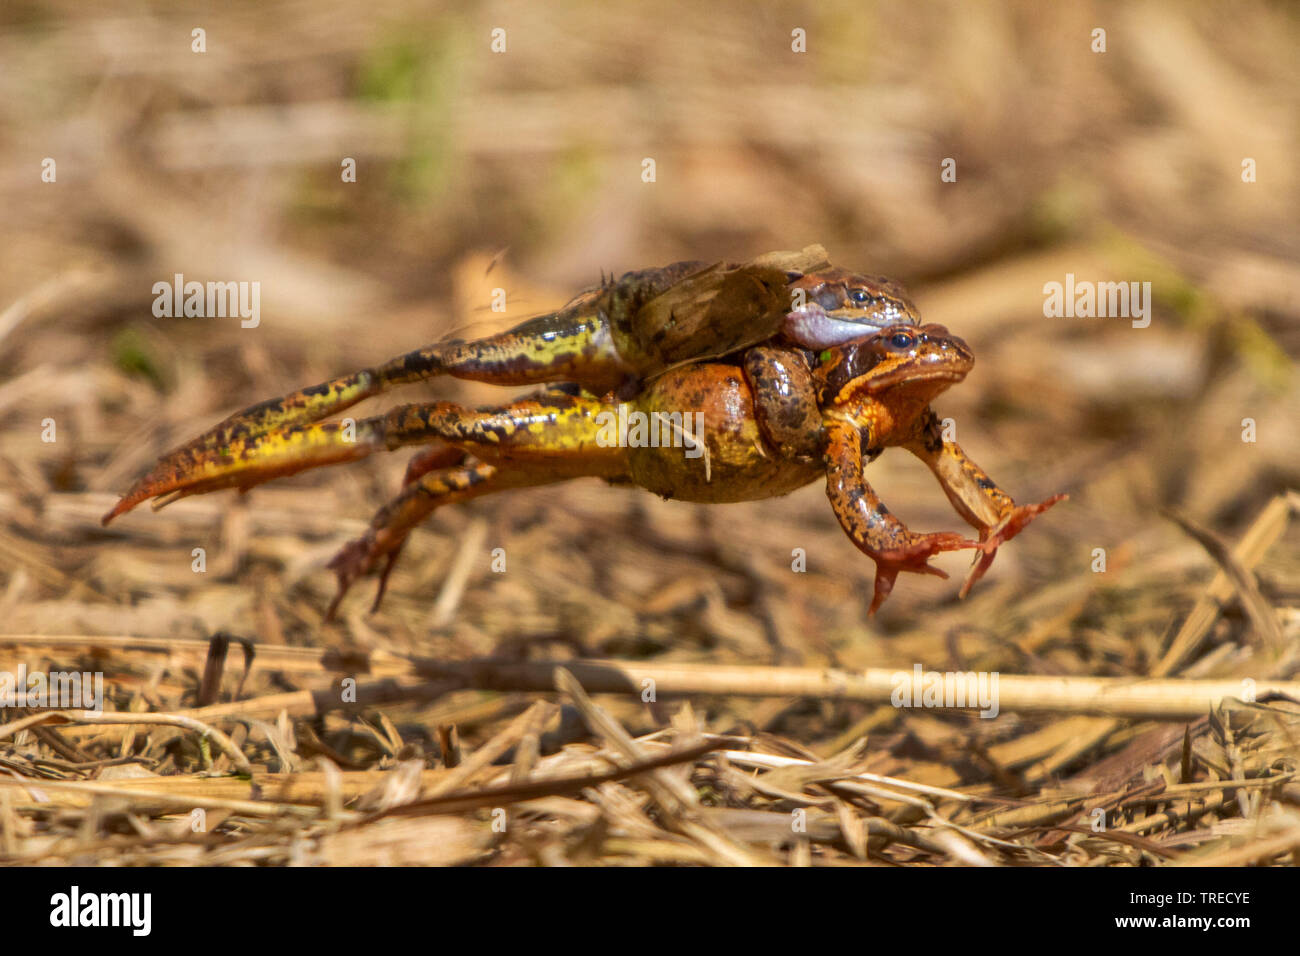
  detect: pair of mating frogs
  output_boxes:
[105,245,1063,616]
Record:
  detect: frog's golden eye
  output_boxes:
[887,331,915,349]
[849,288,872,305]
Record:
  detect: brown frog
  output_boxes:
[104,254,1063,616]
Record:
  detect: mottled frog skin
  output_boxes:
[105,251,1063,616]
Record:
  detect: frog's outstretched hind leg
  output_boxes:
[102,383,627,616]
[102,308,633,525]
[103,380,626,521]
[104,418,382,522]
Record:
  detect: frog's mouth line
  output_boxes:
[862,368,968,393]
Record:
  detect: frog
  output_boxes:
[103,251,1064,617]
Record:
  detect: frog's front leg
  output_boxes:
[823,418,978,614]
[904,412,1065,597]
[742,346,823,461]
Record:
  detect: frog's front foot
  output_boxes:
[959,493,1067,598]
[869,531,979,615]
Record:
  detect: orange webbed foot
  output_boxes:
[869,531,980,615]
[959,493,1067,599]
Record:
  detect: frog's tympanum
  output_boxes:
[104,248,1064,617]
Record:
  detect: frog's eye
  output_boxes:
[888,331,915,349]
[849,289,872,305]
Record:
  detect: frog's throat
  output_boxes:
[783,304,884,349]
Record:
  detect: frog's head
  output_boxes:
[815,323,974,409]
[784,268,921,349]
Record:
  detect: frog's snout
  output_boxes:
[921,325,974,369]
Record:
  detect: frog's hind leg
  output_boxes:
[377,307,633,394]
[348,442,469,601]
[324,389,626,616]
[327,459,496,618]
[103,303,632,524]
[102,383,626,614]
[327,447,591,617]
[328,441,471,616]
[100,314,629,520]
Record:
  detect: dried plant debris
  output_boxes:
[2,561,1298,866]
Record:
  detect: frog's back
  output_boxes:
[436,247,832,400]
[605,247,832,376]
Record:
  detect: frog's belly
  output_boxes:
[623,363,823,503]
[629,445,821,502]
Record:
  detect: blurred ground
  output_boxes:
[0,1,1298,866]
